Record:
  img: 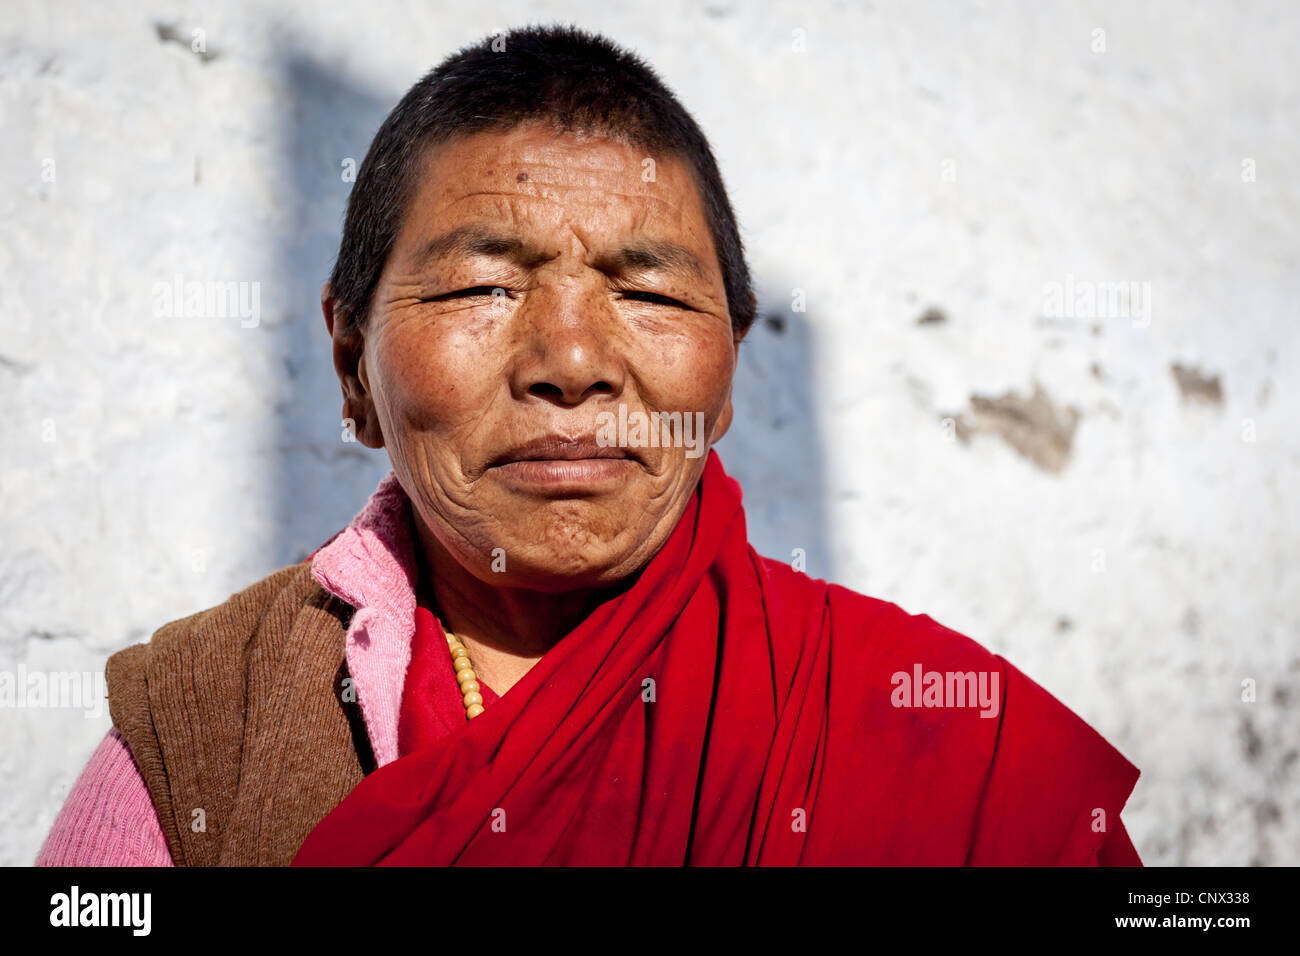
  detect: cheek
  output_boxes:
[636,324,735,416]
[372,320,497,431]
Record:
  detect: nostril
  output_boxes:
[528,382,565,400]
[527,380,615,402]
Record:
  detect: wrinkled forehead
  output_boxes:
[395,124,719,266]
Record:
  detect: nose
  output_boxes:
[508,282,626,407]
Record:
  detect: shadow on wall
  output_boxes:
[272,54,395,566]
[715,289,832,582]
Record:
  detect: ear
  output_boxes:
[709,319,746,446]
[322,283,385,449]
[739,292,757,345]
[711,388,735,445]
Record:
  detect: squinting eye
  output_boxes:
[620,290,686,307]
[425,286,516,302]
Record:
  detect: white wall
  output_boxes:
[2,0,1296,865]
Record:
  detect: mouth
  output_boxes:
[487,435,639,493]
[489,435,637,467]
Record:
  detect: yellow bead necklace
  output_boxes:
[444,630,486,719]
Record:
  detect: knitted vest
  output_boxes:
[105,561,372,866]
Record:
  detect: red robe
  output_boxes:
[294,451,1141,866]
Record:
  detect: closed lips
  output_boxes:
[490,437,635,466]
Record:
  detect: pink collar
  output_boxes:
[309,471,418,768]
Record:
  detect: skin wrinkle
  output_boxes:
[411,226,707,291]
[323,122,741,695]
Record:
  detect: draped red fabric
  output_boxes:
[294,450,1141,866]
[397,605,501,756]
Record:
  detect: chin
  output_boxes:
[471,559,635,595]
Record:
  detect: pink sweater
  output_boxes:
[36,472,420,866]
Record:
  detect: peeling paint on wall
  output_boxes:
[948,384,1081,474]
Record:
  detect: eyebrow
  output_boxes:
[604,240,705,280]
[414,226,532,269]
[411,225,706,280]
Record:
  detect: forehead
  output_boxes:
[395,123,718,265]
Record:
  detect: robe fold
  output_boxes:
[293,450,1141,866]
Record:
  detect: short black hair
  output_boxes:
[328,23,756,339]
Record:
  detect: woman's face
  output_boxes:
[334,122,739,592]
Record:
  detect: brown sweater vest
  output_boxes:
[106,561,373,866]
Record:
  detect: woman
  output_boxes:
[37,24,1140,866]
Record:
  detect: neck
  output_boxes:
[411,519,609,696]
